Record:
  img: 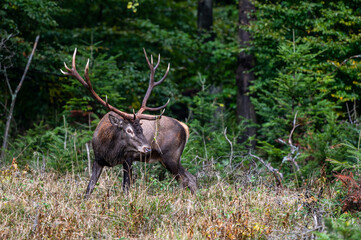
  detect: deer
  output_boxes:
[61,49,197,199]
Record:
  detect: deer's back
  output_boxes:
[141,115,188,160]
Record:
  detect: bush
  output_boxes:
[5,116,94,173]
[317,217,361,240]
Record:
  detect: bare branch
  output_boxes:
[1,35,40,162]
[14,35,40,96]
[346,103,354,124]
[277,111,301,172]
[250,152,283,187]
[4,68,13,96]
[0,101,10,114]
[223,127,234,167]
[86,143,91,177]
[328,54,361,76]
[289,111,300,146]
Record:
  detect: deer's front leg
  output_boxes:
[123,158,133,194]
[85,160,104,199]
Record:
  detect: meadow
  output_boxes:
[0,159,342,239]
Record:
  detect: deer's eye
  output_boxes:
[127,129,133,134]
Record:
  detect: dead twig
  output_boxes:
[277,111,300,172]
[328,54,361,76]
[86,142,91,177]
[250,152,283,188]
[31,204,40,234]
[223,127,234,167]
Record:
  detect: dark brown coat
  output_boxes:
[85,112,197,198]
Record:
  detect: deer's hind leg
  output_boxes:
[161,151,197,193]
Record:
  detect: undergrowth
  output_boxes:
[0,159,353,240]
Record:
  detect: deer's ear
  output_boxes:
[109,115,124,128]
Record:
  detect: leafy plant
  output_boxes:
[7,116,94,173]
[317,217,361,240]
[182,74,248,178]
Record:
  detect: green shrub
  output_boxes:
[317,217,361,240]
[6,116,94,173]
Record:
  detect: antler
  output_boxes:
[136,48,170,118]
[60,48,135,120]
[61,48,170,121]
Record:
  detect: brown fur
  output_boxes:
[85,112,197,198]
[177,120,189,142]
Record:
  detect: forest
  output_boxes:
[1,0,361,239]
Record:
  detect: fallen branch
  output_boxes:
[250,152,283,187]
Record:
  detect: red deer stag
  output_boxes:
[61,49,197,198]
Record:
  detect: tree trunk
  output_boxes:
[197,0,223,120]
[197,0,214,41]
[236,0,256,146]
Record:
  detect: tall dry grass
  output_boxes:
[0,161,335,239]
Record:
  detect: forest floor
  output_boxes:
[0,162,338,239]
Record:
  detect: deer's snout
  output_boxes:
[143,147,151,153]
[138,144,152,153]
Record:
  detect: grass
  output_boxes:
[0,161,340,239]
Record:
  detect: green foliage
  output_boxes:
[7,116,94,172]
[182,74,247,175]
[317,217,361,240]
[326,123,361,173]
[251,38,336,168]
[247,0,361,178]
[250,0,361,119]
[253,39,334,138]
[1,0,240,134]
[1,0,63,35]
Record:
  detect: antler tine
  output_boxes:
[62,62,71,73]
[105,95,109,108]
[132,109,136,120]
[137,96,170,116]
[61,48,134,120]
[154,54,161,70]
[143,48,151,68]
[143,48,155,84]
[154,63,170,87]
[147,103,168,120]
[60,67,69,76]
[144,98,170,112]
[84,59,92,89]
[136,49,171,119]
[61,48,88,89]
[72,48,78,70]
[137,103,168,120]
